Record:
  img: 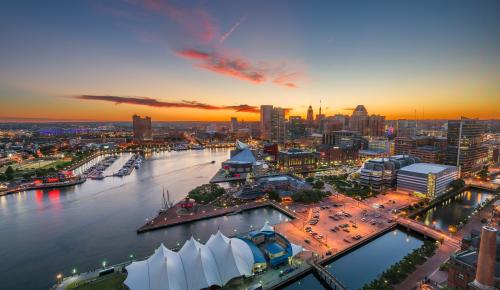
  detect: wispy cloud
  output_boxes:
[141,0,217,43]
[220,16,246,43]
[177,49,266,83]
[273,72,301,88]
[177,48,301,87]
[94,1,303,88]
[74,95,259,113]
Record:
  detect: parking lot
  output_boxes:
[278,194,398,257]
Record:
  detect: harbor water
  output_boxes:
[0,149,289,290]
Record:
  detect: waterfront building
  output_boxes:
[132,114,152,141]
[260,105,273,140]
[359,155,420,192]
[278,148,318,171]
[446,118,488,176]
[396,163,458,198]
[124,229,303,290]
[222,141,256,175]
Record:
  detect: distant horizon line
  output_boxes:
[1,117,499,124]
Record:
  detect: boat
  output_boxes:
[159,187,173,213]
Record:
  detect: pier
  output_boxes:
[137,200,296,233]
[309,259,347,290]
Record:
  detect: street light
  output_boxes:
[102,261,107,268]
[72,268,77,275]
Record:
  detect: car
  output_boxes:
[304,239,311,244]
[311,232,318,236]
[352,224,358,228]
[330,228,336,232]
[318,234,324,238]
[334,226,340,231]
[371,221,377,225]
[379,204,385,208]
[343,229,350,233]
[343,238,351,243]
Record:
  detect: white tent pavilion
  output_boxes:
[260,221,274,232]
[124,231,254,290]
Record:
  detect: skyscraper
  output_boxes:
[446,118,488,175]
[132,115,152,141]
[349,105,385,137]
[306,105,314,128]
[260,105,273,140]
[230,117,238,132]
[271,107,286,143]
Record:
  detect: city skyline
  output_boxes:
[1,0,499,122]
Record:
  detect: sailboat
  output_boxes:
[159,187,173,213]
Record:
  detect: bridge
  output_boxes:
[396,218,461,249]
[309,259,347,290]
[465,178,499,191]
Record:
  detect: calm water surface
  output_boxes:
[282,228,424,290]
[0,150,289,290]
[415,189,493,231]
[326,228,424,289]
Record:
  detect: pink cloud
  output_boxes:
[74,95,260,113]
[177,49,266,83]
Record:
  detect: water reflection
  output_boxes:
[416,189,492,232]
[0,149,288,290]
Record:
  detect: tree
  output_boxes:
[450,179,465,190]
[5,166,14,180]
[268,190,280,201]
[477,167,489,180]
[313,180,324,189]
[187,184,226,204]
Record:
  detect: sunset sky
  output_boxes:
[1,0,499,122]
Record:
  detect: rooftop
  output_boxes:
[399,163,457,174]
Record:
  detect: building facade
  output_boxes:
[359,155,420,192]
[132,115,152,141]
[260,105,273,140]
[397,163,458,198]
[278,149,318,171]
[446,118,488,175]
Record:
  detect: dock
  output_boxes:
[137,200,296,233]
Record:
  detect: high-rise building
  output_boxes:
[288,116,306,139]
[349,105,385,136]
[132,115,152,141]
[260,105,273,140]
[230,117,238,132]
[271,107,286,143]
[446,118,488,175]
[306,105,314,128]
[350,105,369,133]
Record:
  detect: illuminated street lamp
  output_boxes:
[56,273,63,283]
[102,261,107,268]
[72,268,77,275]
